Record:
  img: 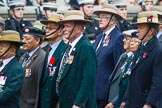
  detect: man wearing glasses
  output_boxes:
[5,0,32,39]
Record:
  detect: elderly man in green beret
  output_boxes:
[0,30,24,108]
[19,26,46,108]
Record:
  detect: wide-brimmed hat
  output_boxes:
[0,30,21,43]
[150,6,162,17]
[123,29,137,37]
[59,10,91,24]
[94,4,123,20]
[8,0,25,9]
[133,11,160,24]
[23,26,44,38]
[40,14,64,25]
[77,0,95,5]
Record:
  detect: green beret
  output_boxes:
[23,26,44,38]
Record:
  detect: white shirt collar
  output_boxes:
[104,26,115,36]
[0,56,15,72]
[70,35,82,48]
[69,35,82,54]
[28,46,39,58]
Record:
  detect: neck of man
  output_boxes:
[49,36,62,45]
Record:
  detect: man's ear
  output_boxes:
[58,28,63,36]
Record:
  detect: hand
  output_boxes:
[105,103,114,108]
[120,102,126,108]
[72,105,81,108]
[143,104,152,108]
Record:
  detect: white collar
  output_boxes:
[104,26,115,36]
[70,35,82,48]
[28,46,39,57]
[2,56,15,66]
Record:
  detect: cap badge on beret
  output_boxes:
[147,15,153,22]
[25,28,30,33]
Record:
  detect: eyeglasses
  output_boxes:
[44,26,58,31]
[98,16,110,19]
[14,8,24,11]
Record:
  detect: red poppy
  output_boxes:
[143,52,147,59]
[149,15,153,20]
[0,72,3,76]
[106,36,110,42]
[32,55,37,60]
[50,57,56,65]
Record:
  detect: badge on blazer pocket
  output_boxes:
[67,55,74,64]
[25,68,32,78]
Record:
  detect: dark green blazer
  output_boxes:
[39,40,67,108]
[0,57,24,108]
[57,36,97,108]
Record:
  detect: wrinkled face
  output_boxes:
[118,7,127,19]
[44,10,57,18]
[82,4,94,17]
[130,38,141,52]
[0,41,13,59]
[12,7,24,18]
[98,13,112,29]
[123,36,132,51]
[63,21,78,41]
[137,23,149,40]
[144,2,153,11]
[23,34,40,51]
[45,23,60,40]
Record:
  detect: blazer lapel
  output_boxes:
[42,41,67,83]
[59,37,84,82]
[132,38,156,71]
[1,58,16,75]
[111,54,127,81]
[25,48,41,68]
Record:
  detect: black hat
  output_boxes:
[23,26,44,38]
[69,0,80,10]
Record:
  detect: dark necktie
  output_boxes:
[22,54,30,68]
[0,61,3,67]
[96,33,106,52]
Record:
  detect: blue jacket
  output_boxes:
[94,27,124,100]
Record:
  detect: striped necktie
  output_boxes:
[56,45,71,93]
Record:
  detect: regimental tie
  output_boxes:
[0,61,3,67]
[22,53,30,68]
[96,33,106,52]
[56,45,71,94]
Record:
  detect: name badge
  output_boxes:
[25,68,32,77]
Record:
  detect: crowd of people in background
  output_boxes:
[0,0,162,108]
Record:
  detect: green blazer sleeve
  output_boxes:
[0,58,24,104]
[74,43,97,107]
